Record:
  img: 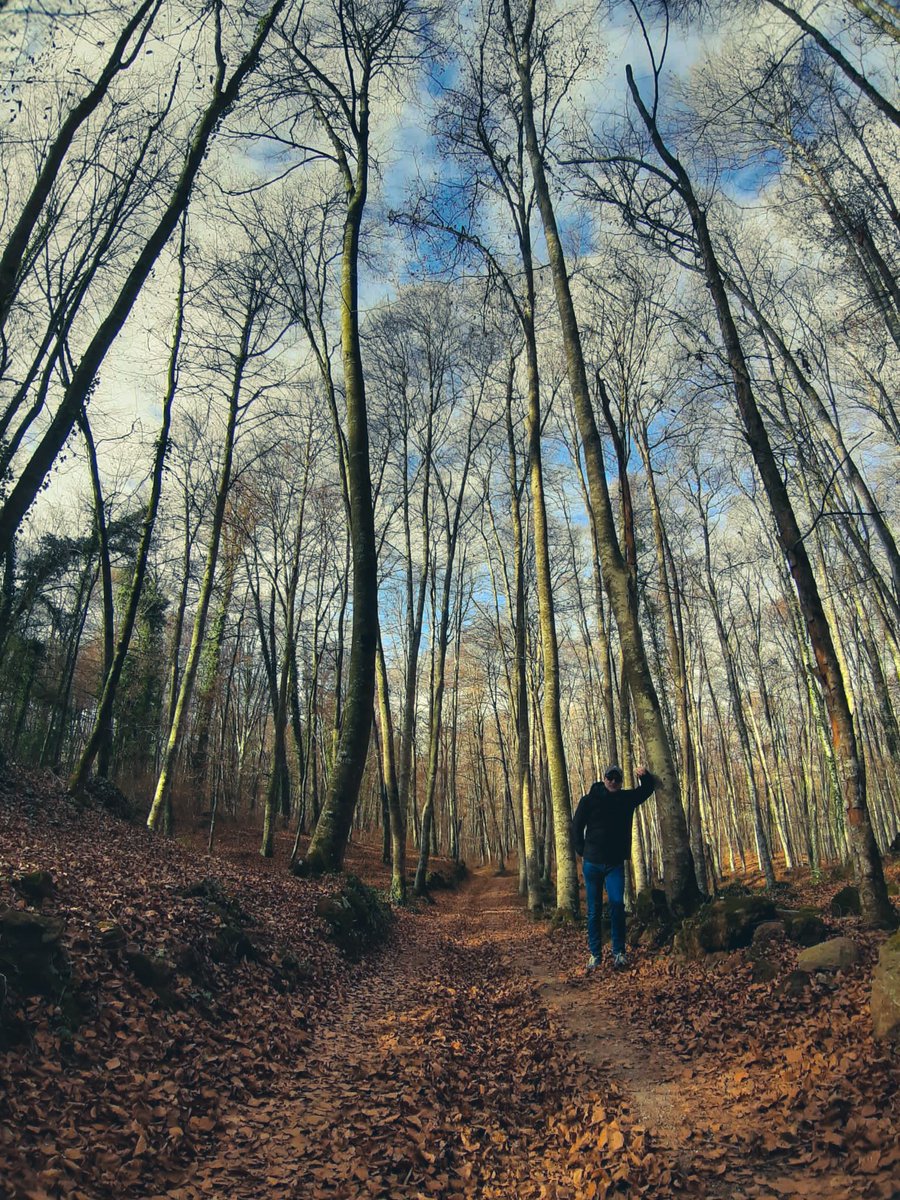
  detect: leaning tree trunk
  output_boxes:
[508,5,701,916]
[77,410,115,780]
[627,68,893,926]
[68,220,186,797]
[303,149,379,873]
[146,305,249,833]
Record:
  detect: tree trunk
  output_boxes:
[627,71,893,925]
[68,220,186,796]
[375,628,406,902]
[304,122,379,872]
[146,301,250,832]
[508,4,701,915]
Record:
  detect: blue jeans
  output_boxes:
[583,860,626,958]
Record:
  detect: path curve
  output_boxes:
[172,866,847,1200]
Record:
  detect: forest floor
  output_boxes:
[1,768,899,1200]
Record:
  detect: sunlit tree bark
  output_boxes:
[503,0,701,915]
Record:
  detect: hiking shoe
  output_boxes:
[612,952,628,970]
[586,955,601,973]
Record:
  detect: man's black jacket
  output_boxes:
[571,774,658,865]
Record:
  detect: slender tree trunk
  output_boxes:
[414,441,476,893]
[68,221,187,796]
[0,0,285,560]
[508,5,700,915]
[627,72,893,924]
[375,628,406,902]
[146,304,250,832]
[523,323,578,916]
[511,485,542,910]
[76,409,114,779]
[635,417,707,892]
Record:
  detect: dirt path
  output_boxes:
[455,869,705,1189]
[455,868,684,1138]
[173,868,871,1200]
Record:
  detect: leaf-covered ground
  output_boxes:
[1,768,898,1199]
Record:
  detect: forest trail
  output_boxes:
[457,870,690,1169]
[455,870,731,1197]
[173,867,884,1200]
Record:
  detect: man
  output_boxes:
[571,764,657,972]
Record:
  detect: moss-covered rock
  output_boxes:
[776,969,811,998]
[424,861,469,891]
[751,956,779,983]
[674,895,778,958]
[96,919,126,949]
[829,886,862,917]
[752,920,787,946]
[12,869,55,905]
[627,888,673,949]
[777,907,829,947]
[0,906,69,996]
[180,877,250,926]
[209,925,261,964]
[124,947,176,992]
[271,953,314,993]
[315,875,392,960]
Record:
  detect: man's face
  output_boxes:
[605,773,623,791]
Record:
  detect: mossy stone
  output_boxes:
[315,875,392,960]
[778,907,829,947]
[0,906,69,996]
[829,886,862,917]
[12,870,55,905]
[674,896,777,958]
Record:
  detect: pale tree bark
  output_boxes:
[503,0,701,915]
[692,476,776,888]
[147,292,258,833]
[414,418,477,894]
[375,627,406,901]
[564,408,618,763]
[524,313,578,916]
[634,416,707,892]
[430,23,579,911]
[262,436,313,859]
[627,67,893,924]
[847,0,900,44]
[505,379,542,910]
